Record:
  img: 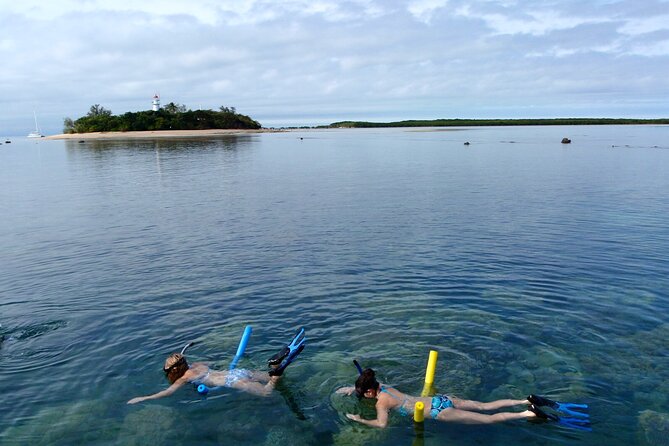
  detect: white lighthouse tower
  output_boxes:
[151,93,160,111]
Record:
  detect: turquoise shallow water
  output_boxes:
[1,126,668,445]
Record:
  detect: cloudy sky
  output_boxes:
[1,0,668,134]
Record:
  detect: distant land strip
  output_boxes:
[325,118,669,128]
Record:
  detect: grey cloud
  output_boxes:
[1,0,667,134]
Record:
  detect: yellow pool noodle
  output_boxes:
[414,401,425,423]
[420,350,438,397]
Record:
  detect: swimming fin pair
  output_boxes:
[528,394,591,432]
[268,327,306,376]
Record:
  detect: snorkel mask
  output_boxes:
[163,341,196,375]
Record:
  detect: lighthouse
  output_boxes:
[151,94,160,111]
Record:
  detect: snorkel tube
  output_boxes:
[353,359,363,375]
[180,341,196,355]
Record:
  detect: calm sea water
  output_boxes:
[1,126,668,446]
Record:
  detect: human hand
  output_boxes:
[346,413,362,422]
[336,386,355,396]
[127,397,145,404]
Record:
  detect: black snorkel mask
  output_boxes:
[163,341,196,375]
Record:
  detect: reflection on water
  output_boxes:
[63,135,251,152]
[1,127,668,445]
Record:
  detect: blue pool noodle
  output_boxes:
[229,325,252,370]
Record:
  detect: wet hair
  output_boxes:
[163,353,189,384]
[354,368,380,399]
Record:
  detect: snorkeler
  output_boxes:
[127,328,306,404]
[337,368,554,428]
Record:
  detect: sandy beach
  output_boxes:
[46,129,277,140]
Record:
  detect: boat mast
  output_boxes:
[33,111,40,133]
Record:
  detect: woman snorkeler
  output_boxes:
[128,328,305,404]
[337,368,555,428]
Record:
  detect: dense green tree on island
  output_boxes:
[63,103,261,133]
[88,104,112,117]
[163,102,187,114]
[325,118,669,128]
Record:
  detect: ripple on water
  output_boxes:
[1,128,669,445]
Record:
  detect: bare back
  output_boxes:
[376,386,432,418]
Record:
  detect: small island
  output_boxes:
[61,101,261,135]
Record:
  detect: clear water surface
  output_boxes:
[1,126,668,445]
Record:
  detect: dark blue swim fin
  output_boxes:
[528,404,592,432]
[268,327,306,376]
[528,394,589,418]
[528,395,591,432]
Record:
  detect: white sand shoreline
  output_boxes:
[46,129,279,140]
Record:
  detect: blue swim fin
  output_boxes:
[268,327,306,376]
[529,404,592,431]
[528,394,589,418]
[528,395,591,432]
[558,416,593,432]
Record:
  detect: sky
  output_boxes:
[1,0,668,134]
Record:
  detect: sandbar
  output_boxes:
[46,129,277,140]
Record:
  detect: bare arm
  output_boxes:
[335,386,356,396]
[127,376,189,404]
[346,399,391,428]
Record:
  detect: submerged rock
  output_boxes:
[2,400,117,445]
[118,405,185,445]
[584,324,669,409]
[508,345,589,396]
[488,383,525,402]
[263,426,314,446]
[638,410,669,446]
[333,423,387,446]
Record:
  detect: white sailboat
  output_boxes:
[27,111,44,138]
